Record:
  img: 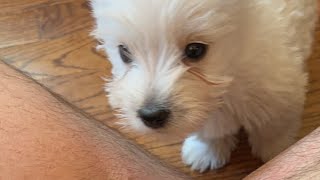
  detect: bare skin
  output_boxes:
[0,61,189,180]
[0,60,320,179]
[246,127,320,180]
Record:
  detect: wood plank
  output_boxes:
[0,0,75,16]
[0,13,40,48]
[0,0,92,48]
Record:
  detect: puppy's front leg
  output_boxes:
[247,118,301,162]
[181,134,238,172]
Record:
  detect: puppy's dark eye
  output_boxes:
[185,43,207,61]
[119,45,132,64]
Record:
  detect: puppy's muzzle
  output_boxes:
[138,106,171,129]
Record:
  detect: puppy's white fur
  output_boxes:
[91,0,318,172]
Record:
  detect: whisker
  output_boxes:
[183,61,233,86]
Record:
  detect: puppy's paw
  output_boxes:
[181,135,230,172]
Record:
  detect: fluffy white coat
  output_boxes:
[91,0,318,172]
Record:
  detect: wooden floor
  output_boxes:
[0,1,319,179]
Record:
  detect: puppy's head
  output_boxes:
[91,0,241,137]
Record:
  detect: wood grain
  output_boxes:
[0,1,319,179]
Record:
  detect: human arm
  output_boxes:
[0,61,189,180]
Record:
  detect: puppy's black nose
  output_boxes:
[138,107,170,129]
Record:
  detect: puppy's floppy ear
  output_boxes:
[90,0,132,20]
[90,0,111,7]
[90,0,112,17]
[90,0,117,42]
[90,0,127,11]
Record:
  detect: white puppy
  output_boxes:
[91,0,317,172]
